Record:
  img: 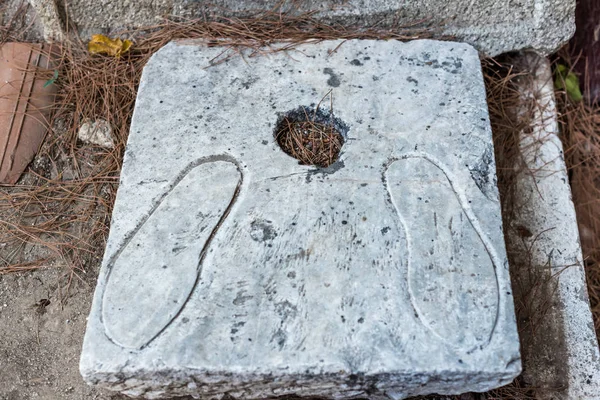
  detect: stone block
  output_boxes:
[58,0,575,56]
[80,39,521,399]
[507,53,600,400]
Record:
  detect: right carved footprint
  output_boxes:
[385,154,499,350]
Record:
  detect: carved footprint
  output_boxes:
[385,153,499,350]
[102,158,242,349]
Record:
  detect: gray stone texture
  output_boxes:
[28,0,64,41]
[80,39,521,399]
[53,0,575,56]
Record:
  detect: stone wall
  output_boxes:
[37,0,575,56]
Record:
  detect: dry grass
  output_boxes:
[483,54,566,339]
[483,57,530,225]
[0,0,42,44]
[479,56,544,400]
[0,1,28,44]
[276,118,344,167]
[275,98,344,167]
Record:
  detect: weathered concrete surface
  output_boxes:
[506,53,600,399]
[33,0,574,56]
[80,39,520,399]
[27,0,63,41]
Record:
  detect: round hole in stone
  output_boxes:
[274,106,347,168]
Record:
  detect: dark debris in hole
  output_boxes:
[274,106,346,168]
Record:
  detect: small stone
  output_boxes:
[78,119,115,148]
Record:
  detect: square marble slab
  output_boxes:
[80,39,521,399]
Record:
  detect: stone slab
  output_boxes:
[80,39,521,399]
[54,0,574,56]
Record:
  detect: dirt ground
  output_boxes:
[0,265,106,399]
[0,264,190,400]
[0,3,117,398]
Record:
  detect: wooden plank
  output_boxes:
[0,43,57,184]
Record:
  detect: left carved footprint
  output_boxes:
[385,153,499,350]
[102,158,241,349]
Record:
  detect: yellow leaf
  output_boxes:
[121,39,132,55]
[88,34,132,57]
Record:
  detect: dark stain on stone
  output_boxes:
[405,56,464,74]
[406,76,419,85]
[261,140,268,145]
[323,68,341,87]
[286,249,311,261]
[271,329,287,349]
[468,145,497,201]
[242,78,258,90]
[350,59,363,66]
[381,227,391,235]
[275,300,298,322]
[305,159,346,183]
[233,290,253,305]
[516,225,533,238]
[250,219,278,242]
